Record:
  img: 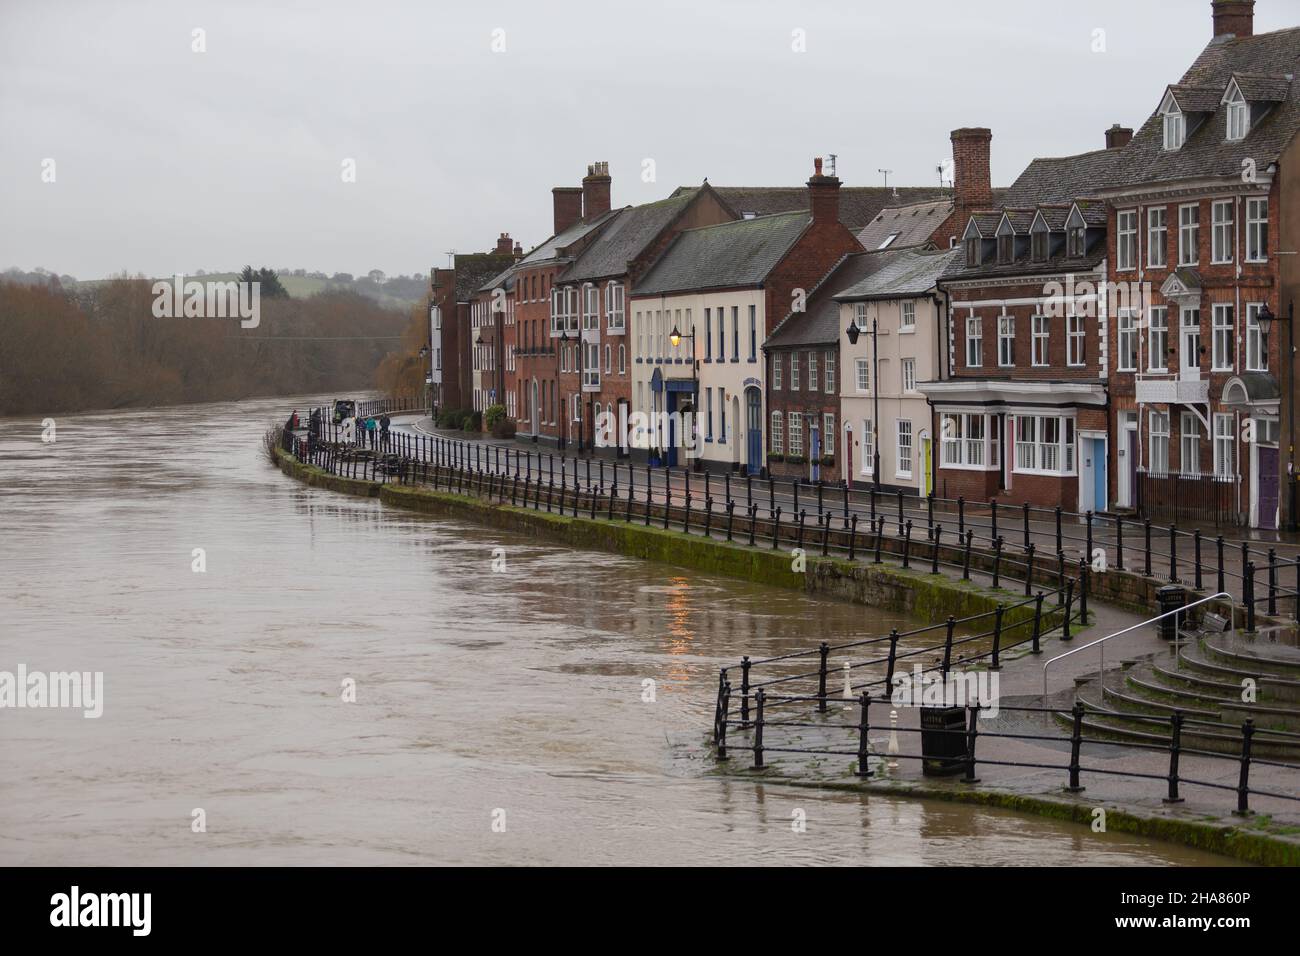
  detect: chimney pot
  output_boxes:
[1105,124,1134,149]
[581,161,612,220]
[806,159,840,225]
[1212,0,1254,38]
[814,157,823,176]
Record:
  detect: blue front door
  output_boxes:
[1093,438,1107,512]
[745,387,761,475]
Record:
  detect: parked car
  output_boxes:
[332,399,356,424]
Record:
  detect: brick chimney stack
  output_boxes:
[513,241,523,258]
[582,162,612,220]
[1105,124,1134,149]
[494,232,513,254]
[1213,0,1254,38]
[553,186,583,235]
[806,157,841,225]
[950,128,993,216]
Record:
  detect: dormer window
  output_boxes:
[1030,216,1049,263]
[1225,84,1249,141]
[997,234,1013,264]
[965,236,980,268]
[1160,92,1185,151]
[1067,226,1085,258]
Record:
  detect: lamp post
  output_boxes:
[845,312,881,491]
[557,328,568,451]
[669,321,699,470]
[418,344,432,420]
[1257,301,1296,530]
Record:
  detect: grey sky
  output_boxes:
[2,0,1292,280]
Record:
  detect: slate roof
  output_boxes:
[764,251,896,349]
[670,185,954,231]
[998,146,1127,206]
[940,231,1107,283]
[836,247,962,302]
[474,208,620,294]
[1108,27,1300,187]
[1168,84,1225,113]
[454,252,518,301]
[857,198,952,250]
[633,212,810,297]
[560,189,702,284]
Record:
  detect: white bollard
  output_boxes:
[842,661,852,710]
[888,708,900,770]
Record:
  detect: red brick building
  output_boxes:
[1096,0,1300,530]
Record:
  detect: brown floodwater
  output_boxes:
[0,396,1238,865]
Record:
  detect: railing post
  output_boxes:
[1245,561,1257,632]
[856,692,873,778]
[1217,535,1226,594]
[1022,501,1030,553]
[991,536,1003,589]
[1031,591,1045,653]
[740,656,751,726]
[1164,711,1185,804]
[821,511,831,557]
[771,506,782,550]
[1143,518,1152,576]
[1062,578,1075,642]
[897,489,905,536]
[931,524,943,574]
[990,605,1005,670]
[941,615,956,678]
[752,688,765,770]
[990,498,998,545]
[884,629,900,697]
[958,496,965,537]
[1078,556,1090,625]
[901,520,913,569]
[817,642,830,713]
[848,513,858,562]
[1085,510,1093,563]
[1024,543,1036,596]
[963,704,980,784]
[874,516,884,564]
[1054,506,1063,555]
[748,503,758,547]
[796,509,807,551]
[1168,525,1178,583]
[1067,701,1086,792]
[1268,548,1278,616]
[962,529,973,581]
[683,493,692,535]
[1193,529,1203,590]
[1234,719,1255,816]
[1115,515,1125,571]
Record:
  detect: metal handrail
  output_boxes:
[1041,591,1231,700]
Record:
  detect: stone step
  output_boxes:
[1129,662,1300,732]
[1203,636,1300,680]
[1177,642,1300,703]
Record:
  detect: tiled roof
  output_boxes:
[999,146,1127,206]
[633,212,810,297]
[941,232,1107,283]
[765,251,896,348]
[454,252,518,301]
[1233,72,1291,102]
[672,185,953,230]
[560,190,701,284]
[475,209,620,294]
[857,198,952,250]
[1110,28,1300,187]
[1035,204,1072,230]
[1168,84,1225,113]
[1001,209,1036,233]
[836,247,962,302]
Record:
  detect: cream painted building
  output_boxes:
[836,248,959,494]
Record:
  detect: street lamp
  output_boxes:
[668,322,701,470]
[556,328,569,451]
[845,313,881,490]
[418,345,432,419]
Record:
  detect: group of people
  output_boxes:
[294,406,392,450]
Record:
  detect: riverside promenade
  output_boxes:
[285,406,1300,863]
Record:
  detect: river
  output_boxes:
[0,395,1236,865]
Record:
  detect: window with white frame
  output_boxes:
[901,301,916,331]
[604,344,612,375]
[1246,303,1266,372]
[1212,200,1234,263]
[606,282,625,331]
[583,285,599,330]
[901,358,916,393]
[1180,413,1200,475]
[705,388,714,440]
[789,413,803,456]
[1148,307,1169,372]
[997,315,1014,366]
[1014,415,1075,474]
[749,305,758,360]
[854,302,868,329]
[1150,411,1170,475]
[1178,204,1200,265]
[1212,304,1234,371]
[1214,413,1234,477]
[772,353,782,389]
[1147,207,1168,268]
[1067,312,1086,366]
[896,420,913,477]
[1246,197,1268,262]
[966,315,982,368]
[770,411,783,453]
[703,308,712,360]
[791,352,800,389]
[862,418,874,474]
[855,357,870,392]
[824,352,835,393]
[619,344,626,374]
[1117,210,1137,270]
[636,311,643,358]
[1226,85,1249,141]
[823,414,835,456]
[1118,311,1137,371]
[941,412,990,468]
[1163,106,1185,151]
[807,351,817,390]
[1031,315,1049,366]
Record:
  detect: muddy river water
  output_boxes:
[0,396,1235,865]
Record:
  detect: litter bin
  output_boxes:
[919,705,967,776]
[1156,584,1186,641]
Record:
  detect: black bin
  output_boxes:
[1156,584,1186,641]
[920,705,967,776]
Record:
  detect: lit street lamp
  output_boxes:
[669,322,700,470]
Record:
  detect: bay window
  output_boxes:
[1014,414,1075,475]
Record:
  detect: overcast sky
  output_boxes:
[2,0,1293,280]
